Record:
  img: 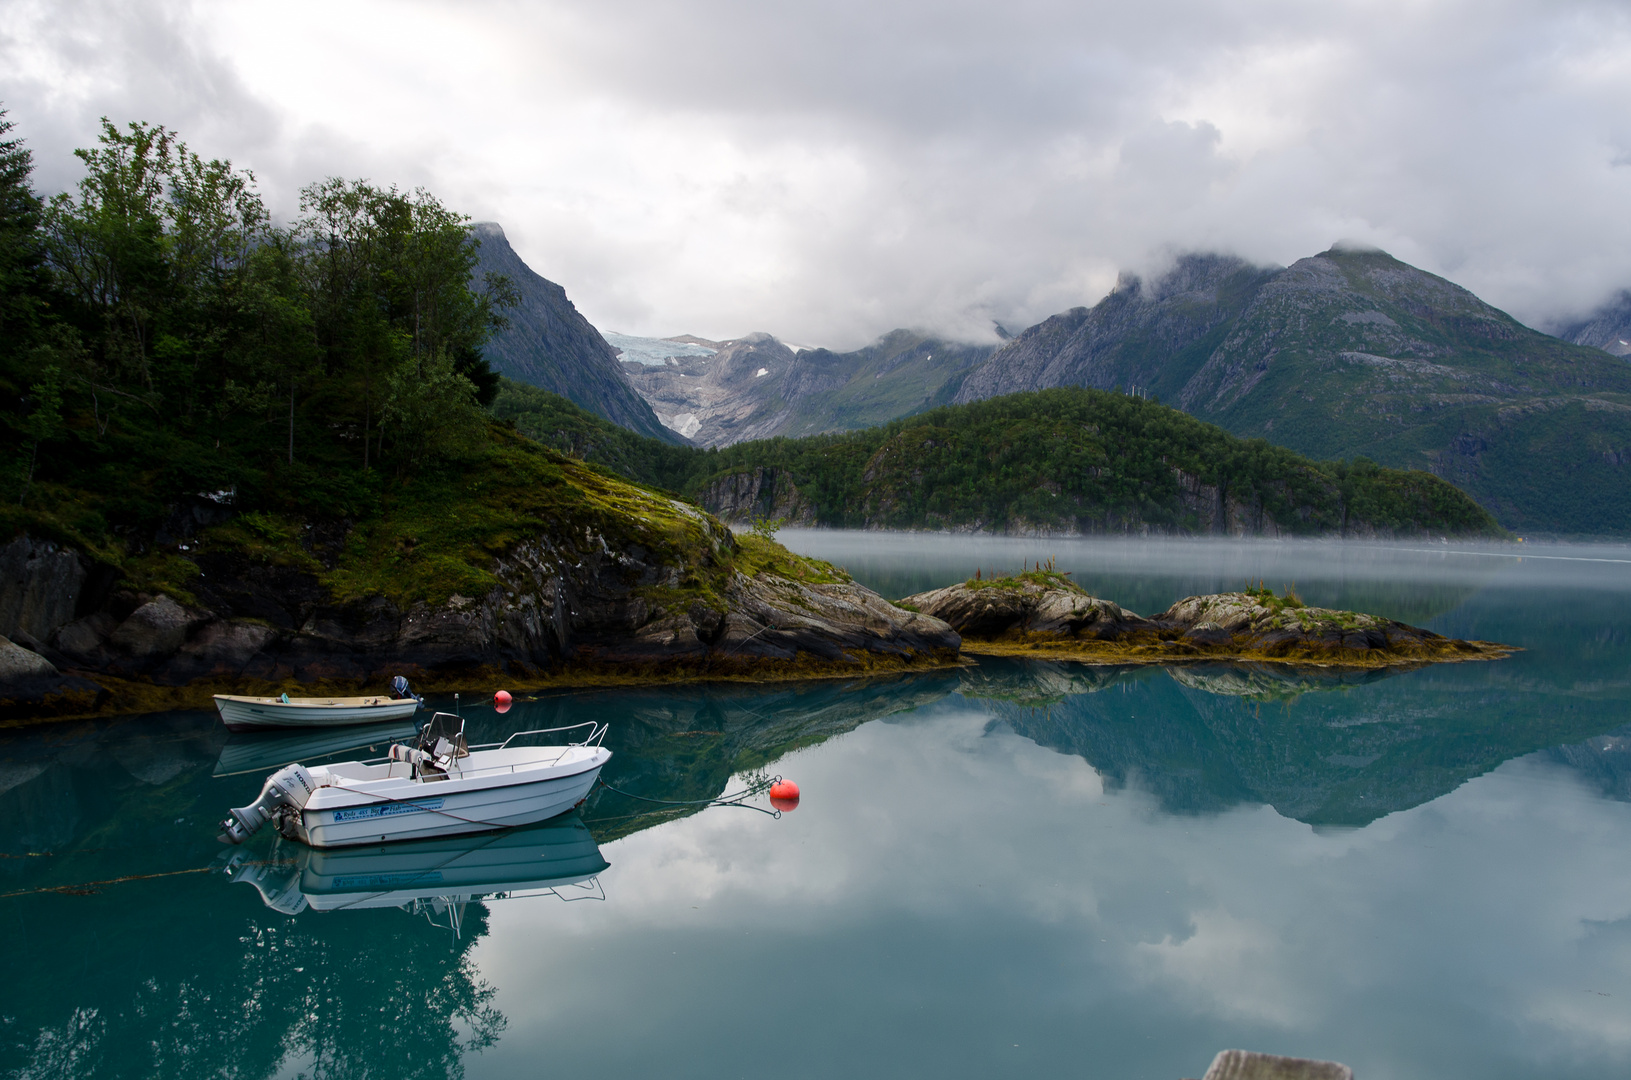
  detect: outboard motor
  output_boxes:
[390,675,423,703]
[219,763,319,844]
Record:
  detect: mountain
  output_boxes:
[1556,290,1631,358]
[491,381,1503,539]
[469,223,679,442]
[956,247,1631,535]
[621,330,994,447]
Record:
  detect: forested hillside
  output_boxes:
[493,381,1504,538]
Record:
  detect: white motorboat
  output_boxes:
[220,816,609,917]
[213,694,421,732]
[218,714,610,849]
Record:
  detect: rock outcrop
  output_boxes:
[901,577,1156,641]
[0,510,958,722]
[900,574,1510,666]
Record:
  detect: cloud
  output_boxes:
[3,0,1630,346]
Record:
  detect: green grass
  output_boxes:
[17,420,845,619]
[964,565,1085,593]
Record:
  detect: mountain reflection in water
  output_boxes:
[5,645,1631,1075]
[962,656,1631,825]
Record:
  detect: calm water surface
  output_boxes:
[6,535,1631,1080]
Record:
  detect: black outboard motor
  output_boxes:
[390,675,424,704]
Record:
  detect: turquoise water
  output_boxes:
[5,537,1631,1079]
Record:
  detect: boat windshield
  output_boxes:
[418,712,468,759]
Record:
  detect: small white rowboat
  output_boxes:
[213,693,420,733]
[219,714,610,848]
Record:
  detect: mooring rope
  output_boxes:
[594,774,783,817]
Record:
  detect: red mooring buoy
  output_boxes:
[769,778,800,811]
[494,689,513,714]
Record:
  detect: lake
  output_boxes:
[5,534,1631,1080]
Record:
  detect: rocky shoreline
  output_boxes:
[0,527,960,725]
[899,571,1513,667]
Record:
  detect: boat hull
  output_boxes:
[214,695,420,733]
[295,749,609,848]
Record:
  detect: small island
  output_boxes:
[899,565,1515,667]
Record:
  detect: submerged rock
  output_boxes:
[900,574,1510,666]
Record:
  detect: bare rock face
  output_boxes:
[1199,1049,1352,1080]
[697,467,816,526]
[109,596,201,660]
[900,577,1156,642]
[0,634,106,722]
[0,535,89,642]
[0,636,56,680]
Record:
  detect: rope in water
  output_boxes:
[594,774,783,818]
[2,865,216,899]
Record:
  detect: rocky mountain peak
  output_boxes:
[468,222,677,442]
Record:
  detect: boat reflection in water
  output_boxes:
[220,815,609,931]
[213,720,423,777]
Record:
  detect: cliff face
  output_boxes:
[469,223,677,442]
[695,467,816,526]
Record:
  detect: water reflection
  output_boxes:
[6,631,1631,1076]
[213,719,421,777]
[964,656,1631,825]
[221,817,609,917]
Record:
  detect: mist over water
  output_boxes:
[6,535,1631,1079]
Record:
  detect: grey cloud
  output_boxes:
[4,0,1631,347]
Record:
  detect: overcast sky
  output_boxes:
[4,0,1630,348]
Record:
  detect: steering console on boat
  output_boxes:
[386,712,470,779]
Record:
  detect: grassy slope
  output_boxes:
[6,420,846,614]
[493,381,1504,537]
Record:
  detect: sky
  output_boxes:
[3,0,1630,349]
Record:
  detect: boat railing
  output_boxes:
[467,721,608,752]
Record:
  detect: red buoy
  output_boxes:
[494,689,513,714]
[768,778,800,811]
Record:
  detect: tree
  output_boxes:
[295,179,512,473]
